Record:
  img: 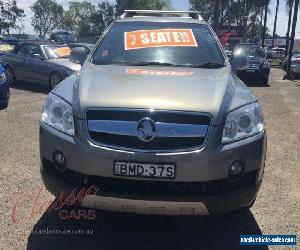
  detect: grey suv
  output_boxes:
[40,10,266,215]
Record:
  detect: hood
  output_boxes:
[76,63,233,121]
[48,58,81,72]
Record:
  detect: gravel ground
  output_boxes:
[0,68,299,250]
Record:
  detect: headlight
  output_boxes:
[222,102,264,143]
[41,93,74,136]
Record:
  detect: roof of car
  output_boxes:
[68,43,95,48]
[116,16,207,24]
[19,40,59,46]
[236,43,259,46]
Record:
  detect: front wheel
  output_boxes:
[4,66,15,85]
[49,72,62,90]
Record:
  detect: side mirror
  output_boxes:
[69,47,89,65]
[32,53,44,60]
[231,54,249,73]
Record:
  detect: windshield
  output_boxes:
[92,22,225,68]
[44,46,71,59]
[234,46,265,58]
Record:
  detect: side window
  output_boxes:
[17,45,41,57]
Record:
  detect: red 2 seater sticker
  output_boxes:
[124,29,198,50]
[126,68,194,77]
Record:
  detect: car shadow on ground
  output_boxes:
[10,81,49,95]
[26,173,267,250]
[241,79,269,88]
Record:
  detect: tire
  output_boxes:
[6,88,10,103]
[49,72,62,90]
[0,89,10,109]
[261,77,269,86]
[4,66,15,85]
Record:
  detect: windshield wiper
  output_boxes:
[97,61,225,68]
[182,62,226,68]
[124,62,180,67]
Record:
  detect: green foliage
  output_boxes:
[189,0,267,40]
[61,1,115,37]
[0,0,25,34]
[115,0,171,16]
[248,23,271,42]
[190,0,265,24]
[90,2,116,34]
[31,0,64,38]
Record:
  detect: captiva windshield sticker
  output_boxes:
[124,29,198,50]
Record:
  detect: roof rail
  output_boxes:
[120,10,204,21]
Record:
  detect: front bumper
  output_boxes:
[40,120,266,215]
[237,68,270,80]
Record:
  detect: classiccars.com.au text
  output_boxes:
[30,227,94,236]
[240,235,296,246]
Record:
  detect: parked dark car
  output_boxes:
[0,63,10,108]
[0,40,81,89]
[49,31,76,44]
[0,36,26,51]
[233,43,270,85]
[0,41,14,54]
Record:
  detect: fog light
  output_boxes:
[53,150,66,172]
[228,161,244,180]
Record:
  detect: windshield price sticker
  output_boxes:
[0,44,13,51]
[124,29,198,50]
[54,47,71,57]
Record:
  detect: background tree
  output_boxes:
[285,0,294,56]
[31,0,64,38]
[189,0,265,41]
[61,1,96,37]
[272,0,280,47]
[0,0,25,34]
[261,0,270,47]
[285,0,299,79]
[115,0,171,17]
[189,0,214,22]
[90,1,116,35]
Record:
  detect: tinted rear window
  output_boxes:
[92,22,224,67]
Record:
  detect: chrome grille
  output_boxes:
[249,62,261,69]
[86,109,211,152]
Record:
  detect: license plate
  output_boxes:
[114,161,176,179]
[246,69,255,72]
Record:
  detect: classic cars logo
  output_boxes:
[10,179,99,224]
[136,117,157,142]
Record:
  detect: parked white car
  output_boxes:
[290,55,300,76]
[283,54,300,78]
[271,47,286,59]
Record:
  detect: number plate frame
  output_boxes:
[114,161,176,179]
